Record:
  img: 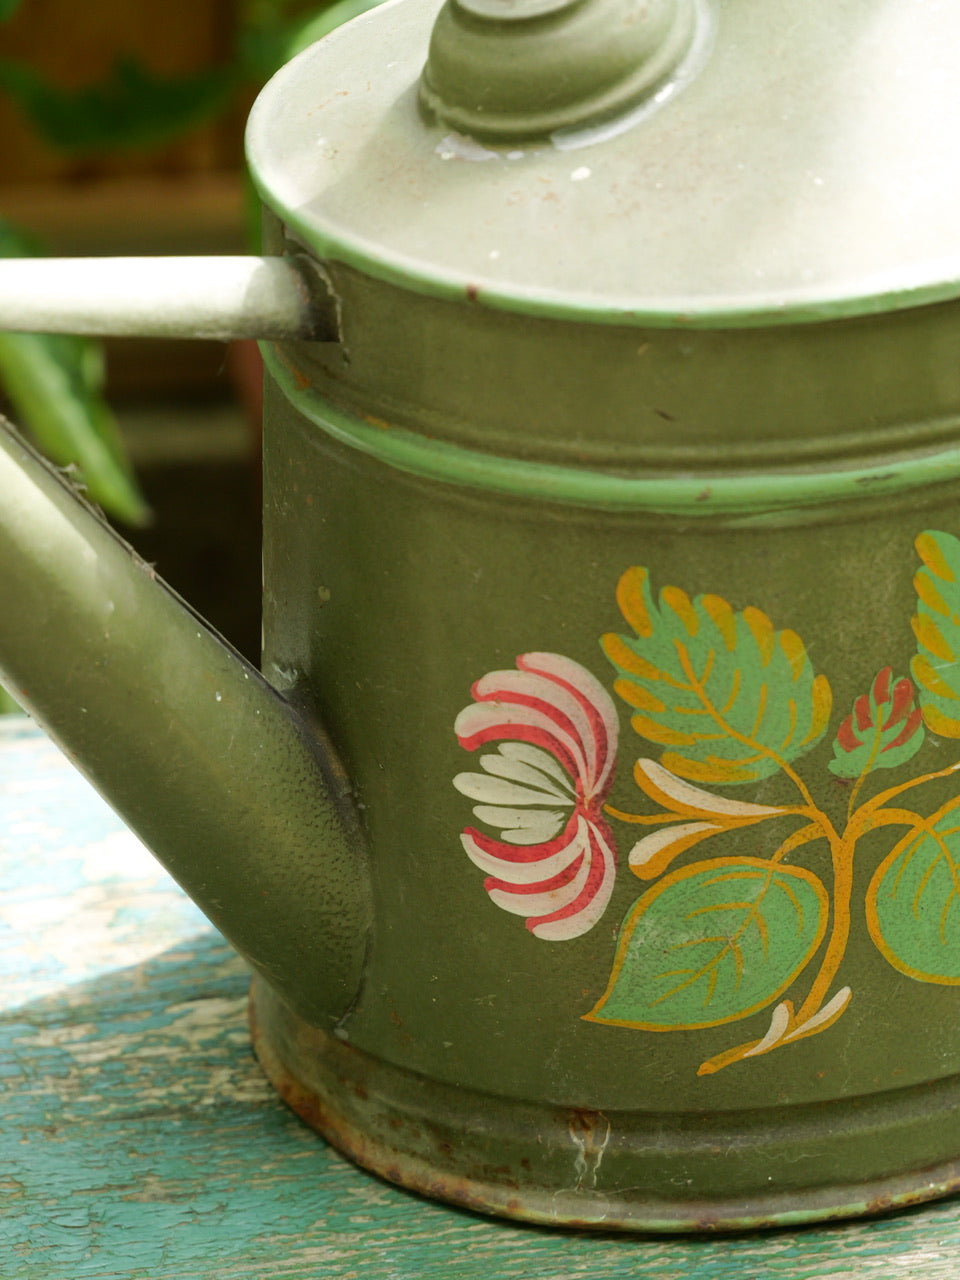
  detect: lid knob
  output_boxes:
[420,0,698,142]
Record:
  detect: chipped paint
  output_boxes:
[569,1110,611,1191]
[8,719,960,1268]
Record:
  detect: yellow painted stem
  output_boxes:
[859,760,960,818]
[796,829,855,1024]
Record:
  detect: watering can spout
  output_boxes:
[0,418,371,1028]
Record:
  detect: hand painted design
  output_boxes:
[453,652,619,940]
[829,667,923,783]
[601,566,832,785]
[452,530,960,1075]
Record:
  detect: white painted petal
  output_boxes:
[782,987,852,1042]
[487,844,592,917]
[636,758,785,818]
[471,805,566,844]
[628,821,721,869]
[743,1001,791,1057]
[532,823,617,940]
[519,652,620,790]
[455,702,584,776]
[461,830,582,882]
[455,654,619,943]
[453,772,565,806]
[501,818,569,845]
[498,742,576,794]
[477,750,573,800]
[471,670,592,779]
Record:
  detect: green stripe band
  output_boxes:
[265,345,960,515]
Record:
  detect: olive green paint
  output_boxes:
[0,419,372,1030]
[4,0,960,1232]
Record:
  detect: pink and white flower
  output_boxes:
[453,652,619,940]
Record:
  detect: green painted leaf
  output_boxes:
[0,0,22,21]
[912,530,960,739]
[829,667,923,779]
[601,567,832,785]
[867,806,960,984]
[586,857,828,1030]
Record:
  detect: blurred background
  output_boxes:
[0,0,368,669]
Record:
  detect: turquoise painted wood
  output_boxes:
[4,714,960,1278]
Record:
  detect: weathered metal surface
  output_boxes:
[0,417,372,1030]
[247,0,960,325]
[2,0,960,1237]
[0,255,337,340]
[250,972,960,1233]
[8,718,960,1274]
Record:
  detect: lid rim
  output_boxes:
[249,167,960,329]
[246,0,960,332]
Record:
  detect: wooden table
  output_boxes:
[2,715,959,1279]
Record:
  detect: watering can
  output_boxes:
[2,0,960,1232]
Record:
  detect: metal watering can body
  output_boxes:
[3,0,960,1231]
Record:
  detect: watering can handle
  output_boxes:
[0,254,338,342]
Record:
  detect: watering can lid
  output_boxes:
[246,0,960,329]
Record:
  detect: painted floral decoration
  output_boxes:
[453,531,960,1076]
[453,652,619,940]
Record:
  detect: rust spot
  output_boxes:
[866,1193,893,1216]
[390,1010,403,1027]
[363,414,391,430]
[354,1084,368,1101]
[466,283,479,302]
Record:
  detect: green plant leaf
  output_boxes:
[829,667,924,779]
[601,567,832,785]
[0,57,234,153]
[0,220,148,524]
[867,805,960,984]
[585,857,828,1029]
[0,0,22,21]
[912,530,960,738]
[0,332,149,525]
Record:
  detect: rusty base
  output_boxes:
[249,978,960,1233]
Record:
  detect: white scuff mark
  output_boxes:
[435,132,500,163]
[570,166,591,182]
[569,1110,611,1191]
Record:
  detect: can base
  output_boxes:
[250,978,960,1233]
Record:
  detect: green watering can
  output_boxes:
[2,0,960,1232]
